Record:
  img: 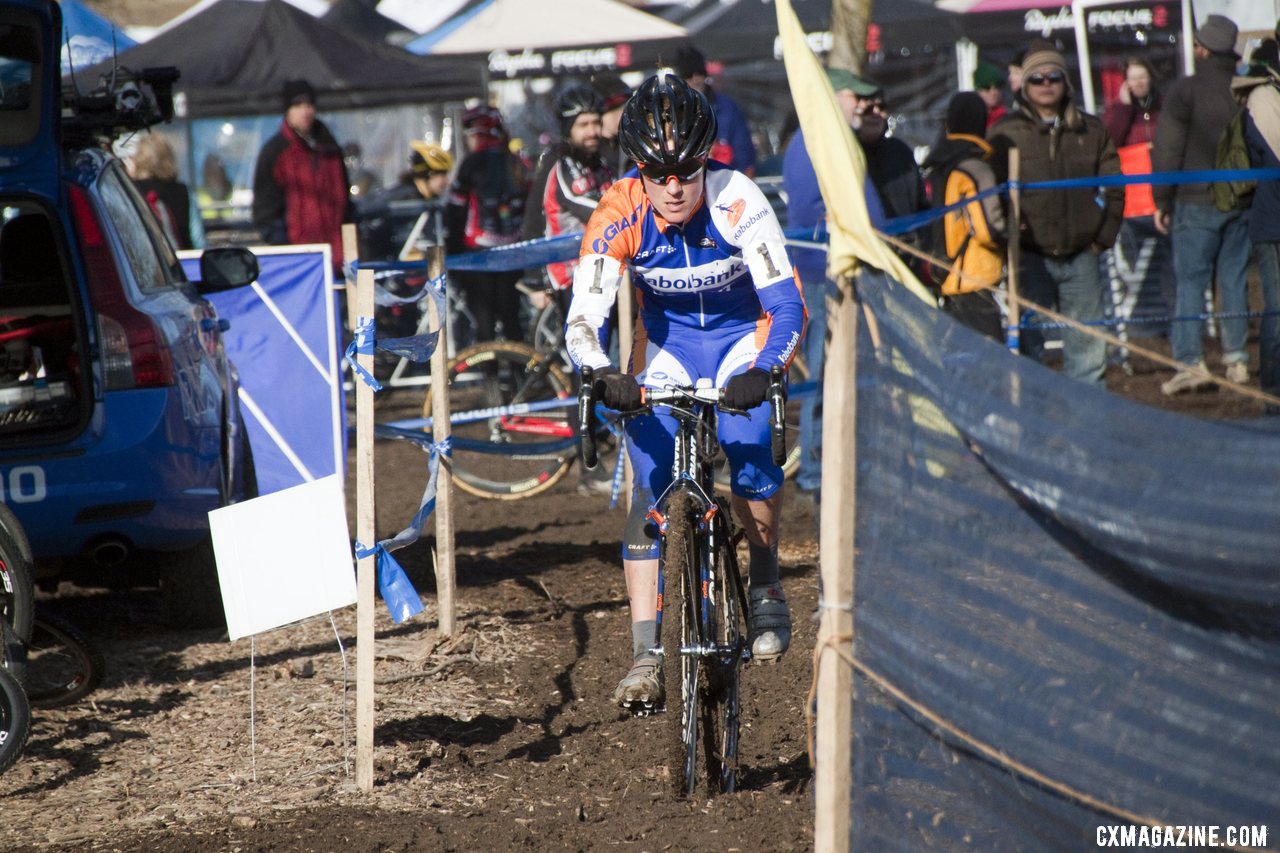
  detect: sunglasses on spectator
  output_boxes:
[638,159,706,184]
[1026,72,1066,86]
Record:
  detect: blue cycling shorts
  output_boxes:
[620,320,784,561]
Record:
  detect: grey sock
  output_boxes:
[748,541,780,589]
[632,619,658,660]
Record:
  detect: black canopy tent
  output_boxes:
[320,0,413,47]
[79,0,483,118]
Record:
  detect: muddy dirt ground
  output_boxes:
[1,329,1270,853]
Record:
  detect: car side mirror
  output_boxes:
[196,248,259,293]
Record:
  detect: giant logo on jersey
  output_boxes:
[589,203,642,254]
[716,199,747,228]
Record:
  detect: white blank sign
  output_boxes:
[209,475,357,640]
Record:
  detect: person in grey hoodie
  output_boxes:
[1151,14,1249,395]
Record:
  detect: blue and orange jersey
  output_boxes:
[565,161,805,373]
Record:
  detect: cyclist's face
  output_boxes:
[639,161,705,225]
[568,112,602,154]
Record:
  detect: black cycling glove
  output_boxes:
[593,367,644,411]
[723,367,772,410]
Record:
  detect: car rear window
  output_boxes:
[0,202,82,435]
[97,168,171,294]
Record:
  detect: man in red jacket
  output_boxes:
[252,79,354,271]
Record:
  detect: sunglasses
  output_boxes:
[1026,72,1066,86]
[638,159,706,185]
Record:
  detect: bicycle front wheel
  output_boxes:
[25,612,105,709]
[0,666,30,775]
[661,490,703,797]
[702,499,744,794]
[423,341,576,500]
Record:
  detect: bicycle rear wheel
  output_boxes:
[25,612,105,709]
[423,341,576,500]
[0,666,30,775]
[660,490,704,797]
[713,355,807,495]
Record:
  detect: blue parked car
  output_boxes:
[0,0,259,625]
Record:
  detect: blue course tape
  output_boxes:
[353,541,424,624]
[350,167,1280,272]
[344,316,383,391]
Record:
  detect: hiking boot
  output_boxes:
[1161,361,1213,396]
[613,655,663,712]
[749,585,791,663]
[1225,361,1250,384]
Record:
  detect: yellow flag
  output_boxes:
[775,0,932,304]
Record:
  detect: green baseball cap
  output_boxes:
[825,67,882,98]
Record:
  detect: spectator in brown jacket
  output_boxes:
[988,40,1123,385]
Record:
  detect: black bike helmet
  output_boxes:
[556,83,605,136]
[618,71,717,170]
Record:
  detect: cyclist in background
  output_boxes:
[521,83,617,312]
[445,105,529,342]
[565,72,807,710]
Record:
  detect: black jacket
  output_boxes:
[1151,54,1239,209]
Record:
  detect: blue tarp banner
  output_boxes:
[60,0,136,74]
[181,246,345,495]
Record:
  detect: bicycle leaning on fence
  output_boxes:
[579,364,788,796]
[420,287,624,501]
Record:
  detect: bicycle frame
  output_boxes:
[642,384,749,669]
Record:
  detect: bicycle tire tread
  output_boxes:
[0,666,30,775]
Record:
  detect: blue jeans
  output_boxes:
[1170,203,1251,366]
[1020,249,1107,385]
[796,269,833,493]
[1254,241,1280,398]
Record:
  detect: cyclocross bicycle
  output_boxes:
[579,364,788,796]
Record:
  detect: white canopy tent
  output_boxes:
[407,0,687,55]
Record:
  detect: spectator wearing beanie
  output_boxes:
[973,61,1008,129]
[988,40,1123,385]
[252,79,354,270]
[922,91,1007,339]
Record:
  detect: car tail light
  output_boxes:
[69,185,175,389]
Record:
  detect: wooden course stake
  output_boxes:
[342,222,377,793]
[426,246,456,636]
[815,275,857,853]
